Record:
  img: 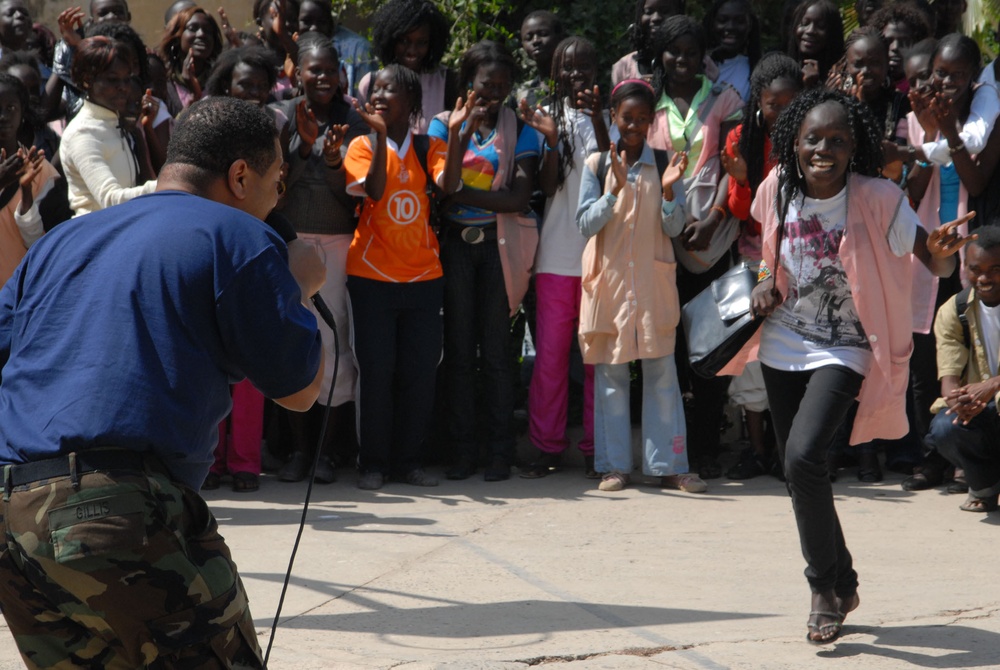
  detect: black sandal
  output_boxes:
[231,472,259,493]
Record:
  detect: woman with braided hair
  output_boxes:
[720,52,801,481]
[723,87,973,644]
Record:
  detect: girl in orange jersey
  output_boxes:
[343,63,466,490]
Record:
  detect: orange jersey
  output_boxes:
[344,133,446,283]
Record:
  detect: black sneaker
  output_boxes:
[726,447,766,480]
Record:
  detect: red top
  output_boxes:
[725,124,775,235]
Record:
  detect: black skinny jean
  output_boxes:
[762,364,865,597]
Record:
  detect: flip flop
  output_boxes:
[959,493,999,513]
[806,610,844,644]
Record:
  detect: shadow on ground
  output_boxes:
[826,623,1000,667]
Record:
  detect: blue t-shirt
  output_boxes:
[427,116,542,226]
[0,192,322,489]
[939,162,960,226]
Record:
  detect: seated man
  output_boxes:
[0,97,324,668]
[926,225,1000,513]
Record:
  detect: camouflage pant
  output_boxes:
[0,459,263,669]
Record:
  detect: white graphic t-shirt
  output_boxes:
[759,186,916,375]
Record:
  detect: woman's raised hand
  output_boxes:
[352,99,387,136]
[518,99,558,149]
[721,144,748,184]
[296,99,320,146]
[448,92,478,133]
[57,7,85,48]
[927,211,977,258]
[607,142,628,196]
[661,151,687,197]
[323,124,350,165]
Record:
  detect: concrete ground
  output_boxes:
[1,444,999,670]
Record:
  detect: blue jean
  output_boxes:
[594,354,688,477]
[926,403,1000,498]
[441,237,515,464]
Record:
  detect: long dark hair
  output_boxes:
[549,36,597,188]
[702,0,761,71]
[737,53,802,202]
[769,88,883,225]
[786,0,844,83]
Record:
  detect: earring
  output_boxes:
[755,109,763,127]
[796,159,803,180]
[849,157,857,172]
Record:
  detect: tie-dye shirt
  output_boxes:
[427,117,542,226]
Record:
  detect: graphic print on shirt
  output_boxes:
[780,208,870,349]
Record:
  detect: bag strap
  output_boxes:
[956,286,973,349]
[596,151,609,193]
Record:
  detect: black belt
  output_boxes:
[445,224,497,244]
[3,450,149,488]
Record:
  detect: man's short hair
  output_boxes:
[165,97,278,177]
[972,224,1000,253]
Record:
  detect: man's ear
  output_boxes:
[227,158,252,201]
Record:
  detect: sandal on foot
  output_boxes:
[202,472,221,490]
[959,493,1000,513]
[661,473,707,493]
[806,610,844,644]
[598,472,629,491]
[231,472,259,493]
[947,470,970,495]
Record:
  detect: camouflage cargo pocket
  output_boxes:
[48,489,149,563]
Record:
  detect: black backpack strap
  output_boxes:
[595,151,609,194]
[412,133,431,181]
[956,286,973,349]
[653,149,670,182]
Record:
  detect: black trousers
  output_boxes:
[347,275,444,476]
[762,364,864,596]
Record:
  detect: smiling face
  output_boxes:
[520,16,560,73]
[966,244,1000,307]
[882,22,914,81]
[369,69,413,129]
[845,36,888,100]
[612,95,654,152]
[0,0,31,49]
[713,1,750,58]
[298,49,340,106]
[795,4,829,58]
[640,0,681,43]
[760,77,800,131]
[932,45,975,105]
[794,100,855,199]
[229,62,270,106]
[558,44,596,101]
[661,33,703,88]
[394,23,430,72]
[470,62,513,116]
[179,11,217,61]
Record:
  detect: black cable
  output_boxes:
[263,295,339,667]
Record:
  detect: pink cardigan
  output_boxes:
[721,172,916,444]
[906,112,970,334]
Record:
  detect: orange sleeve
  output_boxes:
[344,135,373,196]
[427,136,448,184]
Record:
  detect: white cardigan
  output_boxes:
[59,100,156,215]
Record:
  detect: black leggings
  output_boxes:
[762,364,864,596]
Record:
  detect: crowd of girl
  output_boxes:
[1,0,997,642]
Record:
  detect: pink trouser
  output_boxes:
[528,272,594,455]
[212,379,264,475]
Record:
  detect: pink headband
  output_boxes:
[611,78,655,97]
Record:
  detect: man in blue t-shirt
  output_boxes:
[0,97,324,668]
